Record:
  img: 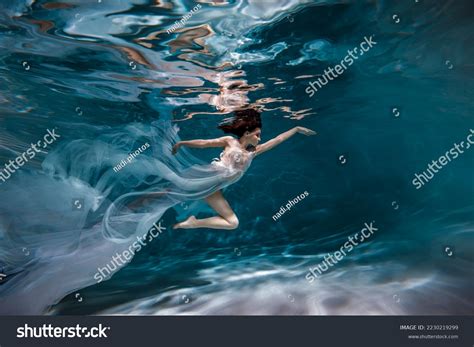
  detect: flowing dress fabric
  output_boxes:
[0,121,253,314]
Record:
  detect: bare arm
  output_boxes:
[172,136,233,154]
[255,126,316,156]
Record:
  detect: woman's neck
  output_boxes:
[238,137,255,152]
[239,137,251,148]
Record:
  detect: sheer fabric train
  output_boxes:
[0,121,252,314]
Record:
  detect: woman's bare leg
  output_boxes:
[173,190,239,230]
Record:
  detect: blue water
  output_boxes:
[0,0,473,315]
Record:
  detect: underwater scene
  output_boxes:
[0,0,473,315]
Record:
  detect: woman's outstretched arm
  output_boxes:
[172,136,233,155]
[255,126,316,156]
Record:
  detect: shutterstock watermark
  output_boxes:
[412,129,474,189]
[0,128,60,184]
[94,221,166,283]
[305,35,377,97]
[17,323,109,338]
[305,221,378,283]
[166,4,202,34]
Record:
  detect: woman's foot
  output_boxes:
[173,215,197,229]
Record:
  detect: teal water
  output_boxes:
[0,0,473,315]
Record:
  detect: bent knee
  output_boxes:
[226,215,239,230]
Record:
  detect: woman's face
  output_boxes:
[246,128,261,146]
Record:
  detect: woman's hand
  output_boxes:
[296,126,316,136]
[172,142,181,155]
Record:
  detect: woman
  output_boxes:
[171,108,316,230]
[0,109,314,314]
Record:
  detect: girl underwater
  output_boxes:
[0,109,314,314]
[172,108,316,230]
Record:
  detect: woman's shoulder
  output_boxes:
[222,136,239,146]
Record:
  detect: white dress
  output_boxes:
[0,120,254,314]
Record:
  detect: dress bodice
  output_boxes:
[211,144,255,175]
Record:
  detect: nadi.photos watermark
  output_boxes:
[272,191,309,221]
[93,221,166,283]
[412,129,474,189]
[305,35,377,97]
[113,142,150,173]
[166,4,202,34]
[305,221,378,283]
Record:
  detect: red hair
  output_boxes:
[217,109,262,138]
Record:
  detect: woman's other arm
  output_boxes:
[255,126,316,156]
[172,136,234,155]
